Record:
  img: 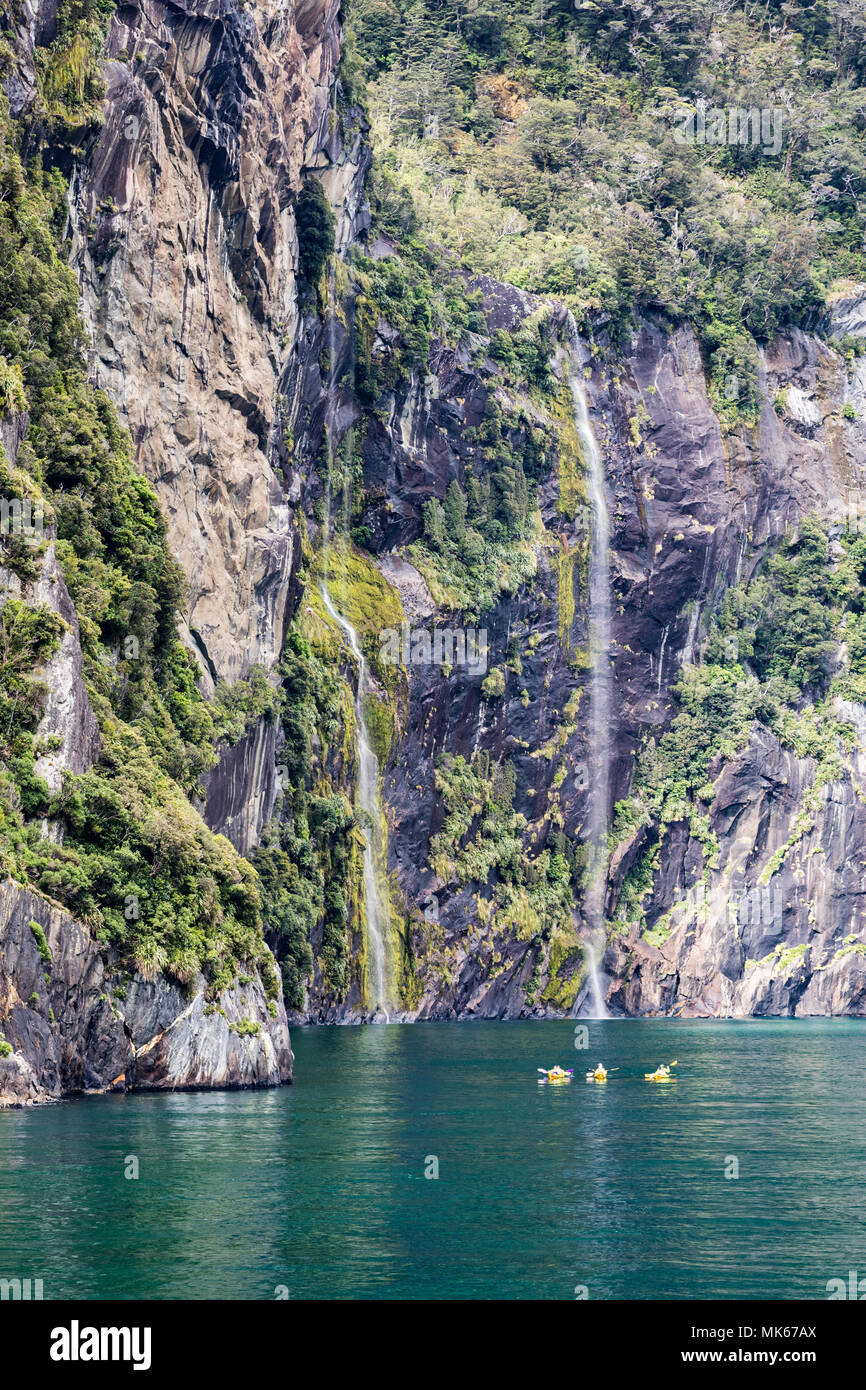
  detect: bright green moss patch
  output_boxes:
[481,666,506,700]
[28,919,51,967]
[313,538,405,692]
[540,928,584,1009]
[549,381,587,520]
[642,919,673,950]
[834,935,866,962]
[34,2,113,131]
[363,689,396,764]
[231,1017,262,1038]
[554,537,579,650]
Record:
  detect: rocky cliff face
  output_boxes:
[596,305,866,1018]
[607,722,866,1018]
[201,714,279,855]
[310,278,866,1022]
[0,510,293,1101]
[68,0,350,687]
[0,0,297,1103]
[5,0,866,1061]
[0,879,291,1105]
[0,412,101,793]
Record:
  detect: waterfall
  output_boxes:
[319,265,392,1021]
[317,585,391,1020]
[568,336,611,1021]
[584,941,608,1023]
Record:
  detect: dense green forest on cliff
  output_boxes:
[346,0,866,418]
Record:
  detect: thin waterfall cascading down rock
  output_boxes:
[568,331,612,1020]
[319,266,392,1020]
[317,586,392,1019]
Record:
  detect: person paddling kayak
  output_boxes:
[537,1065,573,1082]
[645,1060,678,1081]
[586,1063,608,1082]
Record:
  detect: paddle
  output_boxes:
[646,1060,678,1078]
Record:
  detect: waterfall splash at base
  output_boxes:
[584,939,610,1022]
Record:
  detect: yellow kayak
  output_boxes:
[586,1069,608,1083]
[645,1061,678,1082]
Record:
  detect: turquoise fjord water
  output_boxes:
[0,1018,863,1300]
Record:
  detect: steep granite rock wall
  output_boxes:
[331,286,866,1020]
[201,714,279,855]
[69,0,345,687]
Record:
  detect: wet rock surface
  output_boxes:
[202,716,279,856]
[354,292,866,1020]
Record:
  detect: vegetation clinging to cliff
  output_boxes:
[346,0,866,415]
[255,628,359,1008]
[0,92,277,994]
[410,396,548,618]
[613,518,866,934]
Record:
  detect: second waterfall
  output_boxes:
[319,268,393,1020]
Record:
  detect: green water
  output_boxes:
[0,1018,863,1300]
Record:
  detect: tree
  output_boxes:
[295,179,335,297]
[443,479,467,540]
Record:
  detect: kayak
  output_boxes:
[538,1068,573,1083]
[645,1060,678,1082]
[586,1070,608,1082]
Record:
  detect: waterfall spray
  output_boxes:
[568,328,611,1020]
[319,264,392,1020]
